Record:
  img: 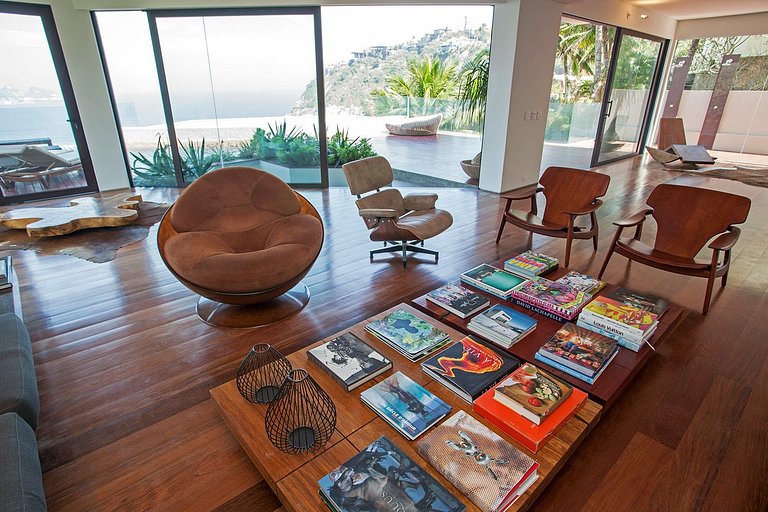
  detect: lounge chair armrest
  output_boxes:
[500,185,543,201]
[403,193,438,211]
[708,227,741,251]
[563,200,603,216]
[358,208,398,219]
[613,208,653,227]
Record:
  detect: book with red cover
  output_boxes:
[473,383,588,453]
[421,336,519,403]
[510,278,592,320]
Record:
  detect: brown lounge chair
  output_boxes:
[646,118,716,167]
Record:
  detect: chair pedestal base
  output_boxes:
[196,283,310,329]
[370,241,438,267]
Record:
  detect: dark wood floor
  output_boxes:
[3,155,767,511]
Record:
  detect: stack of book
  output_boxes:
[426,283,490,318]
[0,255,12,292]
[554,270,606,295]
[578,288,669,352]
[467,304,536,348]
[308,332,393,391]
[534,323,618,385]
[416,411,538,512]
[319,435,465,512]
[366,309,452,361]
[503,251,558,278]
[460,263,527,300]
[474,364,588,453]
[421,336,519,403]
[510,277,593,322]
[360,372,451,440]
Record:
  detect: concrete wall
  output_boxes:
[663,90,768,154]
[676,12,768,39]
[564,0,677,39]
[480,0,563,193]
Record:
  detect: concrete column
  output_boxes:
[49,2,130,191]
[480,0,563,193]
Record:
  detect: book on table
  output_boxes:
[503,251,559,278]
[460,263,528,299]
[605,287,669,316]
[365,309,452,361]
[360,371,451,440]
[535,323,618,380]
[510,277,593,322]
[554,270,606,295]
[578,293,661,351]
[426,283,490,318]
[308,332,392,391]
[492,363,572,425]
[318,435,465,512]
[473,379,588,453]
[421,335,520,403]
[416,410,539,512]
[467,304,536,349]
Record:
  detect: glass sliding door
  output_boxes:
[592,30,666,166]
[149,8,327,187]
[0,3,97,204]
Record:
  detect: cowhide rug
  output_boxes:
[0,201,170,263]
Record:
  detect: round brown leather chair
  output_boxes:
[158,166,324,328]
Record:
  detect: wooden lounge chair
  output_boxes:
[646,118,716,167]
[0,145,82,190]
[385,113,442,136]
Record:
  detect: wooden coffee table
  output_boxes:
[409,266,687,409]
[211,303,602,512]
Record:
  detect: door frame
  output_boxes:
[590,28,669,167]
[145,6,329,188]
[0,1,98,205]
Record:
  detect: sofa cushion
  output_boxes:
[0,412,47,512]
[0,313,40,429]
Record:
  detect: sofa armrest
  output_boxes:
[403,193,438,211]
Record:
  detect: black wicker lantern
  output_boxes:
[264,369,337,453]
[236,344,292,404]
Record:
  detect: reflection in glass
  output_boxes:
[0,12,87,198]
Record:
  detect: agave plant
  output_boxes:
[327,127,376,167]
[179,138,216,180]
[130,134,175,178]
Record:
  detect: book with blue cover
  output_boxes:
[361,371,451,440]
[318,435,465,512]
[468,304,537,348]
[365,309,452,361]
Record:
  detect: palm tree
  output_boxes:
[556,23,595,101]
[375,56,457,116]
[455,48,490,129]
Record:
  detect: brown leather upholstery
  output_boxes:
[159,166,323,300]
[342,156,453,265]
[496,166,610,267]
[599,183,751,314]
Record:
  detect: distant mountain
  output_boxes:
[293,25,491,116]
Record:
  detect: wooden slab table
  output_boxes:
[211,303,602,512]
[409,266,687,409]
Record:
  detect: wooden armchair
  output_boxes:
[598,183,751,314]
[495,166,610,267]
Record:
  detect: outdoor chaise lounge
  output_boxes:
[0,144,82,190]
[385,113,442,136]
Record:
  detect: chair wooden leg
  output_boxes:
[592,235,598,251]
[564,231,574,268]
[721,271,729,288]
[598,234,622,279]
[495,215,507,244]
[703,273,716,314]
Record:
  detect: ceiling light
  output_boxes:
[640,14,649,19]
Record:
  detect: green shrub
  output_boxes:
[327,127,377,167]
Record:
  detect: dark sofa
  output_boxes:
[0,312,47,511]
